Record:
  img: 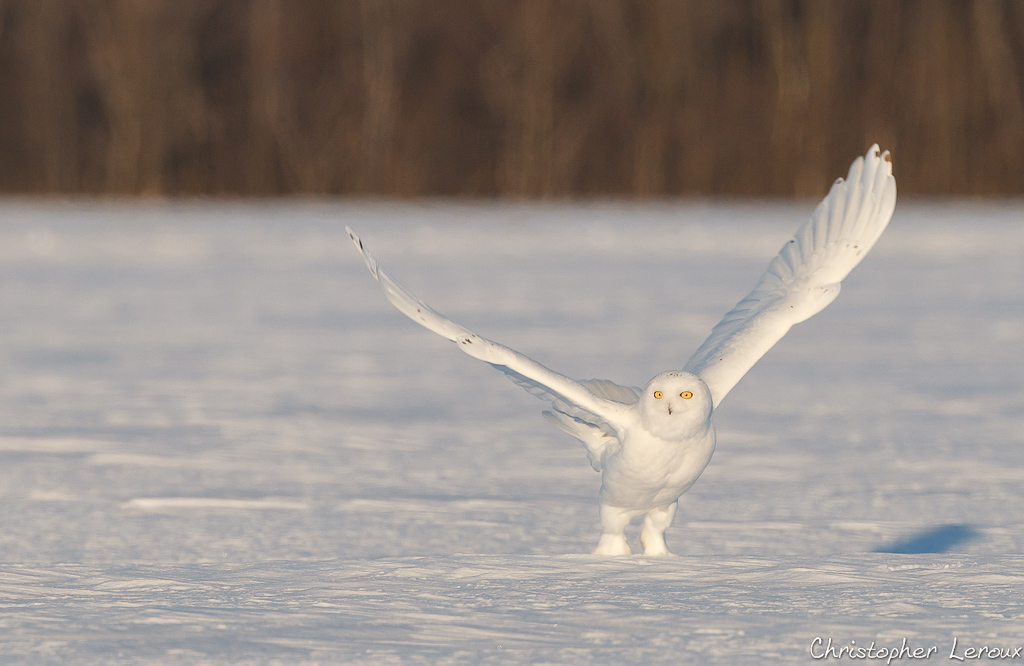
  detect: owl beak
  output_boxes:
[667,405,673,415]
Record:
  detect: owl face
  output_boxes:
[639,371,713,439]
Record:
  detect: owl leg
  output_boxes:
[639,502,677,556]
[592,504,633,555]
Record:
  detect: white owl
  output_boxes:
[347,145,896,556]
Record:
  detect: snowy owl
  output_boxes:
[347,145,896,556]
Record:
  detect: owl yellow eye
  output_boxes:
[653,391,663,399]
[680,391,693,399]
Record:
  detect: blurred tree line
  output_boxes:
[0,0,1022,196]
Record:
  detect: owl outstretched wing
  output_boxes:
[347,227,633,440]
[683,145,897,409]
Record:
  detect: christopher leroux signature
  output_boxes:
[810,637,1024,661]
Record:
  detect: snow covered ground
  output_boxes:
[0,200,1021,663]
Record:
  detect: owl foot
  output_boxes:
[592,533,632,556]
[639,503,677,556]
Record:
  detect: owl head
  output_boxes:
[639,371,713,439]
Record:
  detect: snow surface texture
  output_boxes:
[0,200,1022,663]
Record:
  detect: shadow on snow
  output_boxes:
[874,524,979,554]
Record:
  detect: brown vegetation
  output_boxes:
[0,0,1022,196]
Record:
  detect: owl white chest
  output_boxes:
[599,424,716,510]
